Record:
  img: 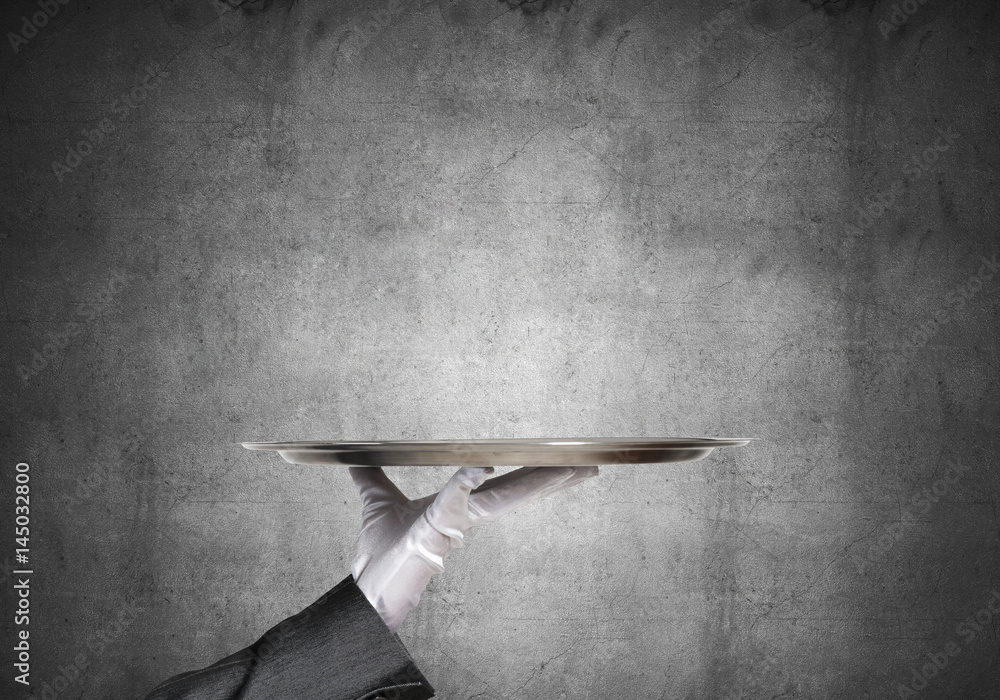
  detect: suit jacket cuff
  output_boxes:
[144,575,434,700]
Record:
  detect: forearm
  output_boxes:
[143,576,434,700]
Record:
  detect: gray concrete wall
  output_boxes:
[1,0,998,697]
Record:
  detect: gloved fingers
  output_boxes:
[425,466,495,538]
[467,465,599,521]
[349,467,409,516]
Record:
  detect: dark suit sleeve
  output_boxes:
[143,575,434,700]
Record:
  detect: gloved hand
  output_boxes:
[349,465,599,632]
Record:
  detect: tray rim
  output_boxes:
[241,437,756,451]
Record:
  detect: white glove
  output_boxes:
[349,465,599,632]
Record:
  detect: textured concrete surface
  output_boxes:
[1,0,998,697]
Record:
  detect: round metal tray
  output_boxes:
[241,438,753,467]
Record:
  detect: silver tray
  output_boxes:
[241,438,753,467]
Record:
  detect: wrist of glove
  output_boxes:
[350,465,598,632]
[353,511,459,631]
